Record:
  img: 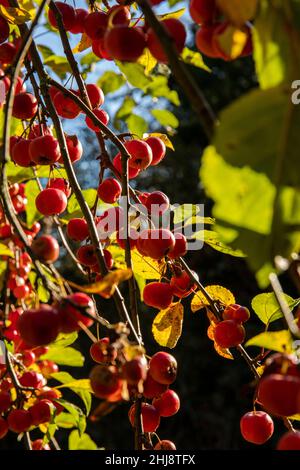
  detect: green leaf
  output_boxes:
[67,189,97,218]
[117,62,153,91]
[97,71,126,94]
[25,180,42,228]
[151,109,179,129]
[37,278,50,303]
[181,47,211,72]
[55,412,78,429]
[147,76,180,106]
[68,430,97,450]
[55,399,86,435]
[126,114,148,138]
[40,347,84,367]
[37,44,55,60]
[251,292,297,324]
[52,332,78,348]
[52,372,91,415]
[246,330,293,353]
[6,162,67,184]
[44,55,70,80]
[193,230,246,257]
[115,97,136,122]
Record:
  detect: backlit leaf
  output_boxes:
[131,250,164,280]
[68,430,97,450]
[152,302,184,349]
[181,48,211,72]
[191,285,235,312]
[0,5,31,23]
[151,109,179,129]
[40,347,84,367]
[251,292,298,324]
[246,330,293,353]
[145,133,174,150]
[72,33,92,53]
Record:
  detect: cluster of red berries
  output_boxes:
[189,0,253,60]
[47,2,186,64]
[89,347,178,449]
[239,353,300,449]
[207,304,249,350]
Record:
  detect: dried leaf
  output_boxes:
[152,302,184,349]
[143,132,174,150]
[73,33,92,54]
[191,285,235,312]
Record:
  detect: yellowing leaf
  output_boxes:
[181,47,211,73]
[138,48,157,75]
[144,132,174,151]
[214,342,234,360]
[158,8,185,21]
[191,285,235,312]
[55,379,92,392]
[0,5,31,23]
[66,269,132,298]
[73,33,92,53]
[131,250,165,280]
[0,243,13,257]
[246,330,293,354]
[217,24,248,59]
[152,303,184,349]
[216,0,258,26]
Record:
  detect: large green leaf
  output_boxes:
[25,179,42,228]
[68,430,97,450]
[246,330,293,353]
[40,347,84,367]
[151,109,179,129]
[51,372,91,415]
[251,292,298,324]
[97,71,126,95]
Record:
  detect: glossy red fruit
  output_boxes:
[77,244,97,267]
[0,391,11,413]
[143,374,168,399]
[214,320,245,348]
[47,178,71,198]
[222,304,250,323]
[69,8,88,34]
[189,0,218,25]
[147,19,186,63]
[195,24,222,58]
[28,124,52,139]
[19,371,44,388]
[153,389,180,417]
[144,191,169,215]
[0,224,12,239]
[91,249,114,273]
[149,352,177,385]
[143,282,174,310]
[85,108,109,131]
[140,229,175,260]
[17,306,60,347]
[104,26,146,62]
[257,373,300,417]
[0,17,9,44]
[35,188,67,216]
[116,227,138,250]
[0,417,8,439]
[0,43,16,65]
[262,353,300,377]
[48,2,76,31]
[129,403,160,432]
[168,233,187,259]
[65,134,83,163]
[21,350,36,367]
[84,11,108,40]
[92,38,112,60]
[122,356,148,385]
[29,399,53,425]
[37,388,63,414]
[154,440,176,450]
[53,91,81,119]
[145,136,166,166]
[108,5,131,26]
[58,292,95,333]
[29,135,61,165]
[90,365,122,398]
[12,138,32,167]
[277,431,300,450]
[86,84,104,108]
[32,235,60,263]
[212,21,237,61]
[13,284,30,299]
[240,411,274,445]
[31,439,51,450]
[97,178,122,204]
[124,139,153,170]
[113,153,140,179]
[38,360,58,378]
[170,270,197,298]
[12,93,38,120]
[90,338,117,364]
[67,218,89,242]
[8,409,32,433]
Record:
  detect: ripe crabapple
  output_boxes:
[31,235,60,263]
[11,138,32,167]
[140,229,175,260]
[124,139,153,170]
[104,26,147,62]
[116,227,138,250]
[143,282,174,310]
[69,8,88,34]
[257,373,300,416]
[108,5,131,26]
[153,389,180,417]
[277,431,300,450]
[47,178,71,198]
[48,2,76,31]
[0,391,11,413]
[58,292,95,333]
[0,16,9,44]
[38,360,59,377]
[28,124,52,139]
[31,439,51,450]
[122,356,148,385]
[113,153,140,179]
[29,399,53,425]
[168,233,187,259]
[154,440,176,450]
[97,178,122,204]
[145,136,166,166]
[13,284,30,299]
[0,417,8,439]
[240,411,274,445]
[143,374,169,399]
[35,188,67,216]
[189,0,218,25]
[214,320,245,349]
[67,218,89,242]
[195,24,222,58]
[262,353,300,377]
[53,91,81,119]
[84,11,108,40]
[147,19,186,63]
[29,135,61,165]
[90,365,123,399]
[20,350,36,367]
[222,304,250,323]
[65,134,83,163]
[90,249,114,273]
[144,191,169,215]
[17,305,60,347]
[149,352,177,385]
[7,409,32,433]
[77,244,97,267]
[129,403,160,432]
[0,43,17,65]
[0,224,12,239]
[90,338,117,364]
[170,270,197,298]
[85,108,109,131]
[37,388,63,414]
[19,371,44,388]
[12,93,38,120]
[86,84,105,108]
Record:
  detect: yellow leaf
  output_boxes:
[144,133,174,151]
[123,344,145,361]
[158,8,185,21]
[289,414,300,421]
[0,5,31,24]
[217,24,248,59]
[191,285,235,312]
[246,330,293,354]
[152,302,184,349]
[131,250,165,280]
[66,269,132,298]
[55,379,92,391]
[138,48,157,75]
[107,245,126,269]
[72,33,92,53]
[214,342,234,360]
[216,0,258,26]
